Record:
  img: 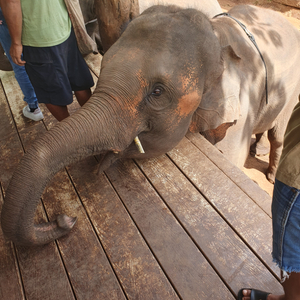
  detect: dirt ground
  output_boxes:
[217,0,300,196]
[243,139,274,197]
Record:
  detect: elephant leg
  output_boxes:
[267,96,299,184]
[85,20,104,55]
[267,126,283,184]
[250,132,270,157]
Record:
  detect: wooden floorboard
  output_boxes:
[136,151,282,295]
[106,159,235,300]
[0,74,76,300]
[186,132,272,217]
[0,53,283,299]
[168,137,277,276]
[0,191,25,300]
[69,157,179,300]
[1,67,127,300]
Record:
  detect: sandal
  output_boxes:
[237,288,270,300]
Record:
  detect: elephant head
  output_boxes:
[1,5,238,246]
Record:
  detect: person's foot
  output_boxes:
[23,105,44,121]
[239,289,282,300]
[239,289,269,299]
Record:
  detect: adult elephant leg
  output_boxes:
[267,127,283,184]
[95,0,139,52]
[86,20,103,55]
[250,132,269,157]
[0,43,12,71]
[267,95,299,184]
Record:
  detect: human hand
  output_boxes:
[9,43,25,66]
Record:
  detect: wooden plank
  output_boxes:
[1,71,125,299]
[0,72,76,300]
[0,80,24,190]
[0,71,41,131]
[68,156,179,300]
[0,133,24,190]
[136,153,283,296]
[15,203,76,300]
[0,76,17,142]
[41,169,126,300]
[168,136,280,277]
[105,159,235,300]
[186,132,272,216]
[0,188,25,300]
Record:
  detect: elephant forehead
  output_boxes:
[126,71,148,116]
[104,46,144,66]
[179,69,200,93]
[136,69,148,89]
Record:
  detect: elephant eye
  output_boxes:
[151,87,162,96]
[146,84,171,110]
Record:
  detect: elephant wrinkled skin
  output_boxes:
[2,4,300,246]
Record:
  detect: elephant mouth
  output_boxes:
[97,135,145,174]
[97,151,120,174]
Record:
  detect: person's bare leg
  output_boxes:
[240,272,300,300]
[45,103,69,121]
[74,89,91,107]
[282,272,300,300]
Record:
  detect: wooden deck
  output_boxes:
[0,53,283,300]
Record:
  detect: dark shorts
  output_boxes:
[23,28,94,106]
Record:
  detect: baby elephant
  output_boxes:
[2,4,300,246]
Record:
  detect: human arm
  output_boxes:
[0,0,25,66]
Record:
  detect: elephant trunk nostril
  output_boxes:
[134,136,145,154]
[56,214,77,230]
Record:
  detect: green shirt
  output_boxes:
[21,0,71,47]
[276,100,300,189]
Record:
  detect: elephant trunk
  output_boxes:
[1,99,131,246]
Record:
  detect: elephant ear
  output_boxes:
[189,44,241,133]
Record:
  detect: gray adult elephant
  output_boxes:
[2,4,300,246]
